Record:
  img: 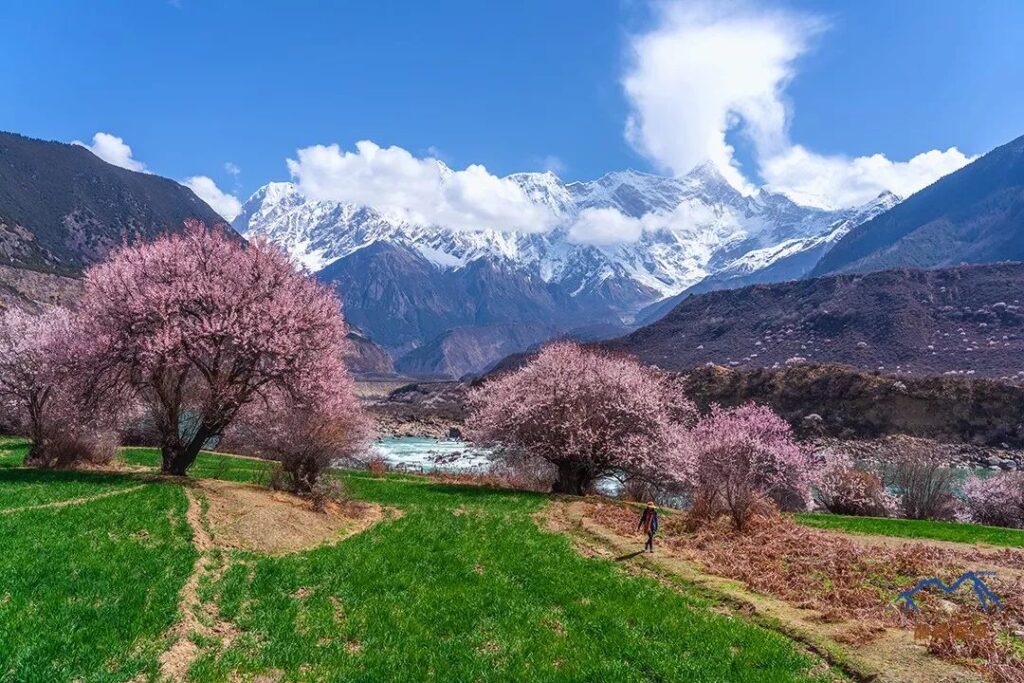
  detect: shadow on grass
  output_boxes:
[0,468,151,487]
[614,550,645,562]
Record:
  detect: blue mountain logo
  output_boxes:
[897,571,1002,614]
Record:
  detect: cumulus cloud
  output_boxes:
[623,1,975,208]
[286,140,558,232]
[182,176,242,221]
[73,132,147,172]
[568,207,645,245]
[761,145,975,208]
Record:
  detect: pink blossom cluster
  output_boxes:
[468,342,696,494]
[0,306,116,465]
[962,472,1024,528]
[676,403,814,530]
[32,220,374,476]
[813,452,897,517]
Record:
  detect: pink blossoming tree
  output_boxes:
[0,306,116,466]
[467,342,696,494]
[813,452,896,517]
[677,403,813,531]
[0,307,71,459]
[962,473,1024,529]
[80,221,365,475]
[225,364,374,495]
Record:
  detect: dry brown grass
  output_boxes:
[581,500,1024,680]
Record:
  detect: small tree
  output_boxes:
[962,473,1024,529]
[467,342,695,495]
[0,307,69,453]
[887,444,958,520]
[80,221,356,475]
[226,372,373,496]
[678,403,813,531]
[0,307,116,467]
[814,453,896,517]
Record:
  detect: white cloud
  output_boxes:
[182,176,242,221]
[761,145,976,209]
[224,161,241,177]
[73,132,147,172]
[538,155,567,175]
[286,140,558,232]
[568,207,645,245]
[623,1,975,208]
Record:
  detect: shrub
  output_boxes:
[468,342,696,495]
[678,403,814,531]
[227,383,373,495]
[366,455,390,476]
[814,453,896,517]
[962,473,1024,528]
[886,444,958,520]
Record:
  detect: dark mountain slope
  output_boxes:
[318,241,614,365]
[606,262,1024,380]
[394,322,561,379]
[812,134,1024,276]
[0,131,225,273]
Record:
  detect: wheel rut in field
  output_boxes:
[158,479,392,680]
[0,484,148,515]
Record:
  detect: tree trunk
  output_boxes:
[161,425,214,475]
[551,462,591,496]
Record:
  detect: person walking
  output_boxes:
[637,501,659,553]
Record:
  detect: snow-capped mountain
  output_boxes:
[234,163,899,376]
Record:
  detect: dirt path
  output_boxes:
[159,488,238,681]
[0,484,148,515]
[197,479,387,555]
[543,500,983,683]
[157,480,391,680]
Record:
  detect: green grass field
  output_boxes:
[0,480,195,681]
[120,446,272,484]
[0,447,840,682]
[795,511,1024,547]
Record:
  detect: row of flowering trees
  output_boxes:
[0,222,370,492]
[467,342,816,530]
[468,341,1024,531]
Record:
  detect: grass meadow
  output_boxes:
[0,446,842,682]
[795,511,1024,548]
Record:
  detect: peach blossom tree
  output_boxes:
[0,306,116,466]
[467,342,695,494]
[79,221,365,475]
[677,403,814,531]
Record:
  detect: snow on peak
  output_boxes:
[240,163,901,306]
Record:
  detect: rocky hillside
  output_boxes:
[394,322,562,379]
[679,363,1024,449]
[812,132,1024,276]
[0,131,225,274]
[345,329,395,378]
[608,262,1024,380]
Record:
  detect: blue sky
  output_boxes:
[2,0,1023,216]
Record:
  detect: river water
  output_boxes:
[368,436,624,494]
[370,436,495,473]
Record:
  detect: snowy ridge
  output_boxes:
[235,163,900,311]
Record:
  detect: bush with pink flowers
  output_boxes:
[962,472,1024,528]
[676,403,814,531]
[814,453,897,517]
